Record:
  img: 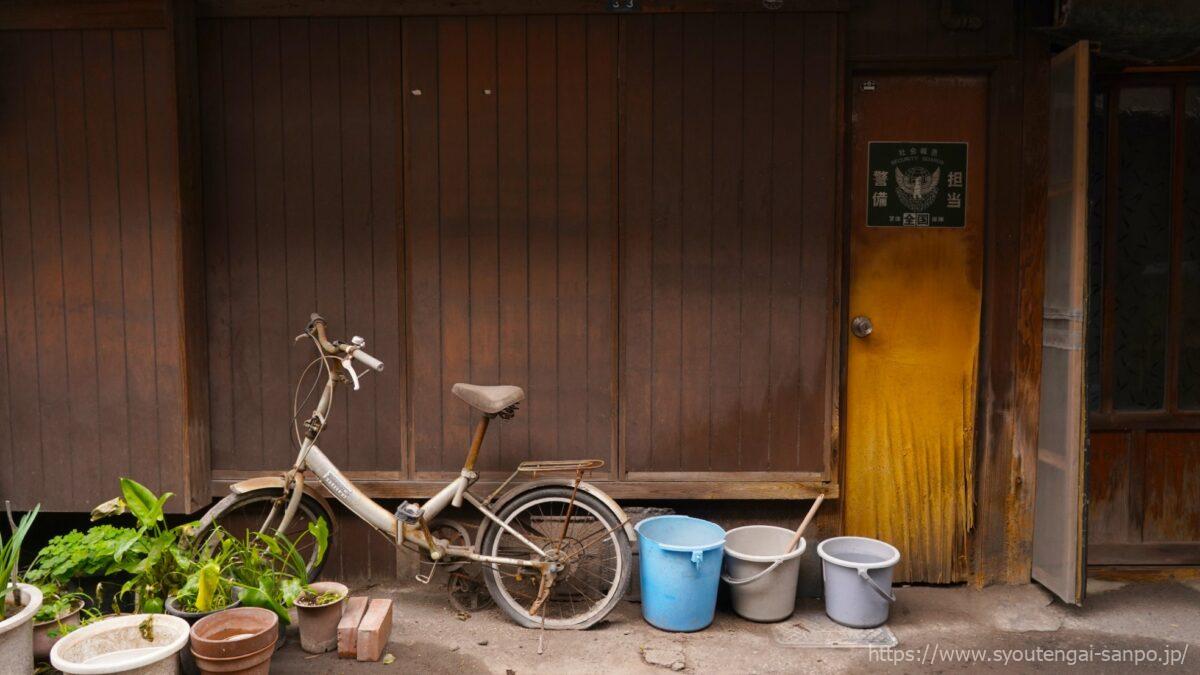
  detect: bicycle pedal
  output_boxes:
[395,501,424,524]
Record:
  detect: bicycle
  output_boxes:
[193,314,633,630]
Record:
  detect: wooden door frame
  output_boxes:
[844,57,1048,584]
[1086,71,1200,567]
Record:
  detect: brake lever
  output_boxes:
[340,356,361,390]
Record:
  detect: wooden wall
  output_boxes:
[0,27,208,512]
[198,17,406,477]
[620,13,839,477]
[403,16,618,476]
[200,12,842,490]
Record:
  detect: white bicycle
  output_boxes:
[194,314,633,629]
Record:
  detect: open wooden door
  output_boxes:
[1032,41,1090,605]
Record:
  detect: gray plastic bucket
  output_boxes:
[720,526,807,622]
[817,536,900,628]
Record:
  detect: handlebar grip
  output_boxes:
[351,348,384,372]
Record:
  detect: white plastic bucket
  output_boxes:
[721,525,807,622]
[817,536,900,628]
[51,613,190,674]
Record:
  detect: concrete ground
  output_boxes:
[273,576,1199,673]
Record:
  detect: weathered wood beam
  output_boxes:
[212,471,839,500]
[0,1,164,30]
[165,0,212,512]
[196,0,849,18]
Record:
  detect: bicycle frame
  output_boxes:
[267,342,558,576]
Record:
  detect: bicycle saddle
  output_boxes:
[452,383,525,414]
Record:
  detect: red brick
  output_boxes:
[356,598,394,662]
[337,596,370,658]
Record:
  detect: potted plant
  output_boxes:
[293,581,348,653]
[30,587,88,660]
[24,523,141,614]
[167,531,241,621]
[50,613,191,674]
[90,478,197,614]
[221,518,330,651]
[0,506,42,675]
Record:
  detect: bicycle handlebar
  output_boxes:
[307,313,384,372]
[351,348,384,372]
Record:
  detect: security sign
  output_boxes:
[866,141,967,228]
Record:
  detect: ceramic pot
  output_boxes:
[50,613,190,675]
[190,607,278,675]
[293,582,347,654]
[0,584,43,675]
[32,599,83,661]
[166,594,242,675]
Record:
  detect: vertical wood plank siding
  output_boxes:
[0,29,204,511]
[199,18,406,476]
[200,13,839,481]
[620,13,838,476]
[402,16,619,475]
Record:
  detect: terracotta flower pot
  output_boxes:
[0,584,43,675]
[190,607,278,675]
[166,594,242,675]
[293,582,347,654]
[32,599,83,661]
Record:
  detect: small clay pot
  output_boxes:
[293,581,347,654]
[32,600,83,661]
[191,607,278,675]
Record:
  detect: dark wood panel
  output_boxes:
[619,13,838,476]
[199,18,406,476]
[0,28,203,511]
[1143,432,1200,543]
[404,16,618,475]
[1087,431,1133,544]
[847,0,1014,62]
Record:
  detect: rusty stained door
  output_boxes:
[845,75,987,583]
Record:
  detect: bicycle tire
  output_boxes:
[193,488,333,582]
[479,487,632,630]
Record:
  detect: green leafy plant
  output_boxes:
[23,525,141,587]
[171,530,237,613]
[33,588,88,624]
[219,517,330,625]
[89,478,197,613]
[1,505,39,618]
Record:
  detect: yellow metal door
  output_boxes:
[845,75,987,583]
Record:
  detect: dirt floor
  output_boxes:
[272,576,1200,673]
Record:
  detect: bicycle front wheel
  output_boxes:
[479,487,632,629]
[193,487,333,582]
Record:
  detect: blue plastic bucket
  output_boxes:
[635,515,726,632]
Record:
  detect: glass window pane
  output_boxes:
[1086,91,1106,412]
[1113,87,1172,411]
[1181,85,1200,409]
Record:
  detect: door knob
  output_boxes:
[851,316,873,338]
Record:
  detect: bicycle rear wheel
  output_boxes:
[193,488,333,582]
[479,487,631,629]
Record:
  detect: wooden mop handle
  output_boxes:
[786,494,825,553]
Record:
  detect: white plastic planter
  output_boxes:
[50,613,190,675]
[0,583,43,675]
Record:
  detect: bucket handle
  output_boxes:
[721,559,784,586]
[857,567,896,603]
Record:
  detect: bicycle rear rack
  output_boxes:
[482,459,605,506]
[516,459,605,475]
